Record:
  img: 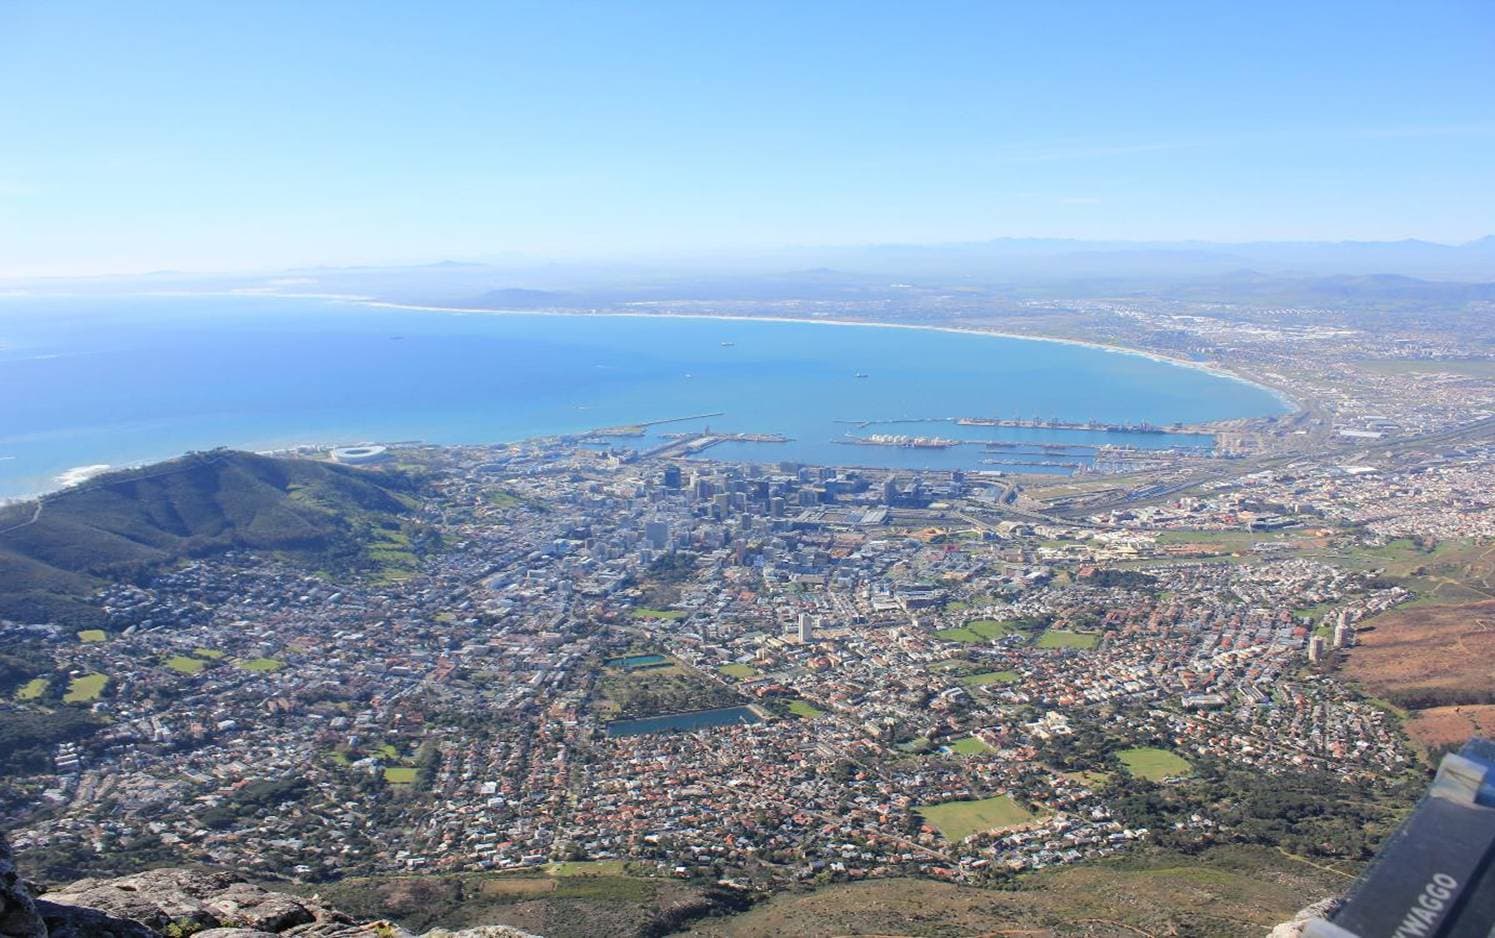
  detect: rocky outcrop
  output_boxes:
[1,835,46,938]
[0,843,538,938]
[37,869,355,936]
[1267,897,1343,938]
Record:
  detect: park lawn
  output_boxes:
[1037,630,1100,650]
[235,657,285,672]
[164,655,206,674]
[1295,602,1336,622]
[548,860,628,877]
[1117,747,1193,781]
[632,607,687,620]
[917,794,1033,841]
[1064,770,1113,788]
[194,647,226,659]
[486,490,523,509]
[787,699,824,718]
[933,627,984,643]
[949,736,994,755]
[63,673,108,703]
[383,766,418,784]
[15,677,48,701]
[936,619,1023,643]
[967,619,1018,638]
[720,663,759,679]
[962,670,1021,687]
[76,629,107,643]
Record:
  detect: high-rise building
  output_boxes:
[662,465,682,488]
[1308,635,1327,662]
[797,613,814,642]
[882,477,899,505]
[644,521,669,549]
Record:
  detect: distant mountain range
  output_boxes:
[794,235,1495,281]
[8,236,1495,307]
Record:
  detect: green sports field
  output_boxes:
[917,794,1032,841]
[787,699,824,718]
[933,619,1018,643]
[1036,629,1100,649]
[63,673,108,703]
[1117,746,1192,780]
[961,670,1020,686]
[949,736,994,755]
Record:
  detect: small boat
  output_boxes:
[854,372,869,378]
[720,341,735,347]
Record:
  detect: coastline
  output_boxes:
[1,290,1299,502]
[327,294,1304,413]
[0,287,1302,410]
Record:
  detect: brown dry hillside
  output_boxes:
[679,846,1348,938]
[1403,704,1495,755]
[1342,599,1495,710]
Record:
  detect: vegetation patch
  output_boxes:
[63,672,108,703]
[786,699,824,719]
[1343,598,1495,709]
[961,670,1020,687]
[1117,746,1192,781]
[15,677,49,701]
[0,451,421,627]
[631,607,687,620]
[548,859,629,877]
[0,707,105,776]
[916,794,1032,841]
[485,490,525,509]
[384,766,418,784]
[594,662,739,719]
[934,618,1021,643]
[1036,629,1100,650]
[235,657,285,672]
[949,736,994,755]
[164,655,206,674]
[719,662,759,679]
[76,629,107,643]
[194,647,225,659]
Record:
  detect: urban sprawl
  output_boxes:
[5,302,1495,896]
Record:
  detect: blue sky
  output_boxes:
[1,0,1492,275]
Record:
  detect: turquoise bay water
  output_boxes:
[0,295,1287,498]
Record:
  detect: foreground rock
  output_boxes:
[1,836,45,938]
[0,838,538,938]
[36,869,356,937]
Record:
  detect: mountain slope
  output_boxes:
[0,450,420,626]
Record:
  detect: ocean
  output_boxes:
[0,294,1288,498]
